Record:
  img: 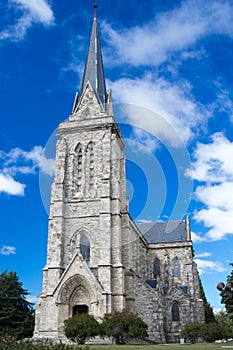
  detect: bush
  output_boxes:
[181,323,202,343]
[101,311,148,344]
[64,314,99,344]
[181,321,233,343]
[215,309,233,336]
[0,336,90,349]
[200,322,226,343]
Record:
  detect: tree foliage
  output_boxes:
[215,309,233,331]
[181,320,233,343]
[0,270,35,339]
[64,314,99,344]
[200,323,230,342]
[220,263,233,320]
[199,276,215,323]
[181,323,202,343]
[101,311,148,344]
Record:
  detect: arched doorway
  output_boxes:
[73,304,89,316]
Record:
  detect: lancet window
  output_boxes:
[173,257,180,277]
[80,235,90,266]
[86,142,95,192]
[172,302,180,321]
[73,143,82,194]
[153,257,161,280]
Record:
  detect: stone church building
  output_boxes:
[34,11,204,343]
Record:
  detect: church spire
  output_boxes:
[80,4,107,108]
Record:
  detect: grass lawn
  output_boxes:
[87,343,233,350]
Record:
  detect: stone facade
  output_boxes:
[34,15,204,343]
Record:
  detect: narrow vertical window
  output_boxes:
[86,142,95,192]
[174,257,180,277]
[153,257,160,280]
[172,302,180,321]
[77,148,82,191]
[80,235,90,266]
[73,144,82,194]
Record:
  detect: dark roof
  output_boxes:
[137,220,187,244]
[80,17,107,107]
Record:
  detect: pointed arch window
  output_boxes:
[86,142,95,191]
[80,235,90,266]
[153,257,160,280]
[73,143,82,193]
[172,302,180,321]
[173,257,180,277]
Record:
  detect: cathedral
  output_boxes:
[34,9,204,343]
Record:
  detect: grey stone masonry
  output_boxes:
[34,16,204,343]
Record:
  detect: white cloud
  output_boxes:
[216,88,233,123]
[188,133,233,241]
[27,295,39,304]
[195,251,212,258]
[2,146,54,176]
[194,258,227,275]
[191,231,207,243]
[40,157,55,177]
[213,307,226,315]
[0,245,16,255]
[110,75,210,146]
[126,131,159,154]
[0,0,54,41]
[194,207,233,241]
[102,0,233,68]
[0,146,54,196]
[0,173,25,196]
[186,133,233,182]
[195,182,233,210]
[12,0,54,25]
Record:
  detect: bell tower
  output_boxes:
[34,7,128,340]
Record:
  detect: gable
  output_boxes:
[70,82,104,120]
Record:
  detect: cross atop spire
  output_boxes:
[94,3,98,19]
[80,4,107,108]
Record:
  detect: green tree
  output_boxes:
[101,311,148,344]
[64,314,99,344]
[215,310,233,339]
[200,322,229,342]
[0,270,35,339]
[181,323,202,343]
[220,263,233,320]
[199,276,215,323]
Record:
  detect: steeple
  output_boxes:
[80,5,107,108]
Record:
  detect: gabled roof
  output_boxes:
[80,14,107,108]
[137,220,187,244]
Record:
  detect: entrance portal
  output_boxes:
[73,304,89,316]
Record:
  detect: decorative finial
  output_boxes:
[94,3,98,19]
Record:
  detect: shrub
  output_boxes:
[101,311,148,344]
[201,322,233,342]
[64,314,99,344]
[0,336,90,349]
[181,323,202,343]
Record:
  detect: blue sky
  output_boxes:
[0,0,233,311]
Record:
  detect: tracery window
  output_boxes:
[80,235,90,265]
[172,302,180,321]
[153,257,160,280]
[173,257,180,277]
[73,143,82,193]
